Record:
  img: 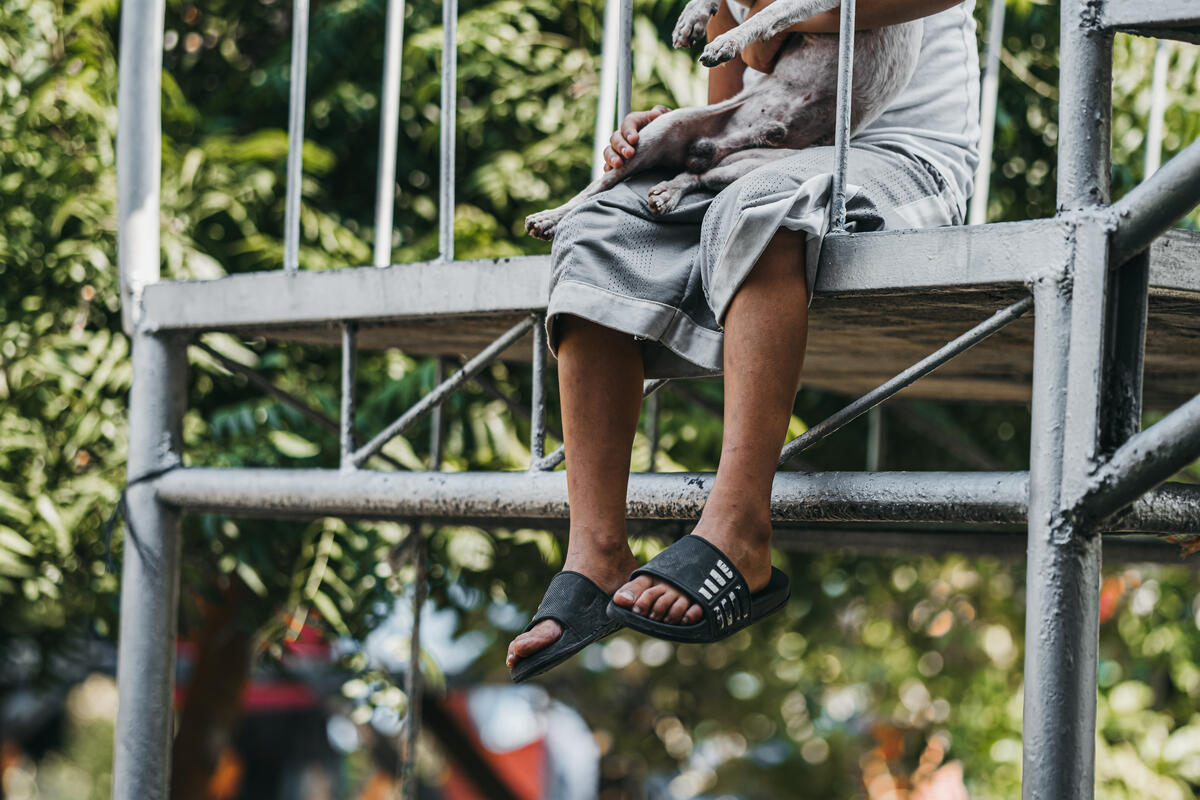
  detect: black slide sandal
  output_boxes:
[605,536,790,643]
[509,571,623,683]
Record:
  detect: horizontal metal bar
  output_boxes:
[153,468,1200,533]
[1077,391,1200,523]
[779,296,1033,465]
[142,256,551,332]
[534,378,667,470]
[1111,137,1200,264]
[350,317,535,467]
[1098,0,1200,39]
[193,340,406,471]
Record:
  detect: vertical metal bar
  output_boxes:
[283,0,311,273]
[1057,2,1112,211]
[402,530,427,799]
[1022,278,1103,800]
[530,315,547,465]
[1144,41,1170,178]
[829,0,856,232]
[1021,10,1113,790]
[116,0,166,336]
[340,323,358,469]
[645,391,660,472]
[438,0,458,262]
[429,358,446,470]
[592,0,623,180]
[866,406,883,471]
[1100,250,1149,453]
[373,0,408,267]
[616,0,634,122]
[112,333,187,800]
[968,0,1006,226]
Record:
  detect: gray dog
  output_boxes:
[525,0,922,239]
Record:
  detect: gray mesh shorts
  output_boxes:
[546,143,961,379]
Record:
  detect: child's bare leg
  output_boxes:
[613,229,808,623]
[506,316,643,666]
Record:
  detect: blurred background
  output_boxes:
[2,0,1200,797]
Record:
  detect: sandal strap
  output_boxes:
[525,571,611,637]
[631,536,753,638]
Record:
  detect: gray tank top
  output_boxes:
[726,0,982,217]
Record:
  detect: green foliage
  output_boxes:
[3,0,1200,796]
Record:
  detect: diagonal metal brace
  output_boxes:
[533,378,669,471]
[779,296,1034,466]
[193,339,406,471]
[1073,391,1200,526]
[350,316,535,468]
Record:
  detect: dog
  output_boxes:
[525,0,922,239]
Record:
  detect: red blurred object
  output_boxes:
[440,692,545,800]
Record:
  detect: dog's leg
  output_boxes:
[672,0,722,47]
[648,148,789,215]
[700,0,841,66]
[684,119,789,173]
[525,97,748,240]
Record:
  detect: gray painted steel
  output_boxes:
[779,296,1032,466]
[350,316,535,466]
[829,0,856,232]
[283,0,311,272]
[151,467,1200,533]
[373,0,407,267]
[340,323,358,468]
[592,0,623,179]
[1098,0,1200,42]
[116,0,165,335]
[1083,391,1200,524]
[1112,137,1200,264]
[616,0,634,122]
[112,333,188,800]
[439,0,458,260]
[530,314,548,464]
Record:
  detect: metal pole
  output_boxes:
[283,0,311,272]
[153,467,1200,534]
[779,297,1032,466]
[1111,136,1200,265]
[429,358,446,469]
[116,0,166,336]
[616,0,634,122]
[1144,41,1170,178]
[865,406,882,471]
[829,0,856,232]
[969,0,1007,225]
[351,317,534,467]
[402,533,427,798]
[373,0,408,267]
[112,333,187,800]
[1082,390,1200,524]
[592,0,623,180]
[536,378,667,470]
[340,323,357,470]
[1056,2,1112,212]
[645,391,661,472]
[438,0,458,261]
[530,314,548,465]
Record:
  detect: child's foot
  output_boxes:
[507,543,639,668]
[610,510,772,625]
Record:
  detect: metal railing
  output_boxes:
[111,1,1200,798]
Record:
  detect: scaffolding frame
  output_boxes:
[111,0,1200,797]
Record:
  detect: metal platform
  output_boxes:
[108,0,1200,798]
[140,224,1200,406]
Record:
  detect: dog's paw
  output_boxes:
[647,184,681,216]
[700,35,742,67]
[525,210,561,240]
[672,12,711,48]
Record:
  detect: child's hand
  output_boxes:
[603,105,672,171]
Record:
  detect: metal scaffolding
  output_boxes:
[111,0,1200,798]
